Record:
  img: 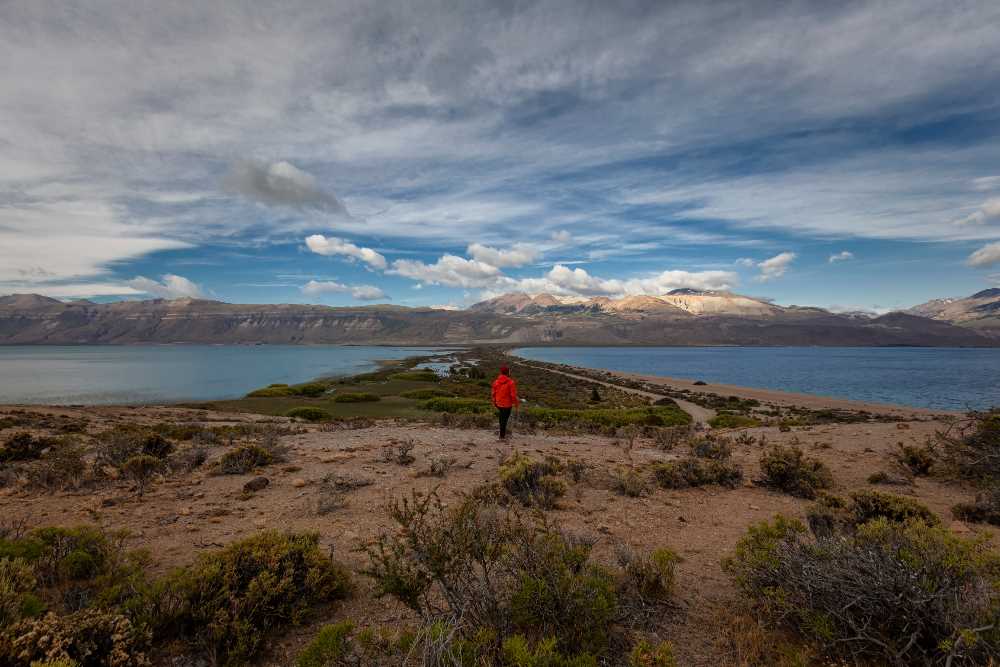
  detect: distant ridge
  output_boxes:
[1,290,996,346]
[906,288,1000,336]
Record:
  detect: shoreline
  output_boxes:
[508,352,963,417]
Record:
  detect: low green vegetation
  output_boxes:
[389,369,440,382]
[707,412,762,429]
[331,392,380,404]
[287,406,333,421]
[247,382,328,398]
[0,527,351,667]
[653,458,743,489]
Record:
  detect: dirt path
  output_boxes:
[518,361,717,426]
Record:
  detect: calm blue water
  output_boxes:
[514,347,1000,411]
[0,346,448,405]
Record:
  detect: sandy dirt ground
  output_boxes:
[0,386,990,665]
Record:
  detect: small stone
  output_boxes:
[749,504,760,510]
[179,507,192,516]
[243,477,270,493]
[292,478,307,488]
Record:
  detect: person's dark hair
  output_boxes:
[500,365,510,375]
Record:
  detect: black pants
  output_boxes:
[497,407,512,439]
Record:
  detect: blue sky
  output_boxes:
[2,1,1000,313]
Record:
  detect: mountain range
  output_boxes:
[1,288,998,346]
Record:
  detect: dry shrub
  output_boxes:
[690,435,733,460]
[417,456,457,478]
[25,444,87,492]
[0,432,54,463]
[314,474,373,515]
[380,440,415,465]
[1,609,150,667]
[757,444,833,499]
[894,442,935,476]
[214,444,272,475]
[936,409,1000,483]
[724,515,1000,666]
[953,488,1000,526]
[652,458,743,489]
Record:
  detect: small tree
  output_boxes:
[121,454,163,498]
[590,387,602,403]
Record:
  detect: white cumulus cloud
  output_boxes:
[389,255,507,288]
[514,265,736,298]
[467,242,539,268]
[754,252,797,282]
[126,274,205,299]
[968,242,1000,268]
[305,235,387,270]
[301,280,387,301]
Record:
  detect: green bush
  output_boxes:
[391,370,440,382]
[295,383,328,398]
[399,388,454,400]
[286,407,332,422]
[331,392,379,404]
[652,458,743,489]
[499,455,566,509]
[138,433,173,459]
[627,640,677,667]
[422,397,492,414]
[724,516,1000,665]
[807,490,938,538]
[215,445,273,474]
[757,444,833,499]
[0,557,41,629]
[690,435,733,460]
[157,531,351,666]
[610,468,647,497]
[708,413,761,429]
[362,492,668,661]
[25,444,87,492]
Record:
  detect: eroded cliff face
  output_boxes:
[0,294,996,346]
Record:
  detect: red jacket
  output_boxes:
[492,374,519,408]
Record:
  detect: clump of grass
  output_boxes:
[286,406,332,422]
[652,458,743,489]
[610,467,647,497]
[498,454,566,509]
[417,456,457,478]
[25,443,88,492]
[757,444,833,499]
[379,440,415,465]
[215,444,273,474]
[650,425,693,451]
[332,392,380,404]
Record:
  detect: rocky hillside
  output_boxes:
[906,288,1000,336]
[0,291,997,346]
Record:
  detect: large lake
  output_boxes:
[514,346,1000,411]
[0,346,448,405]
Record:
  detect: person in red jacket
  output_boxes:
[491,365,519,440]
